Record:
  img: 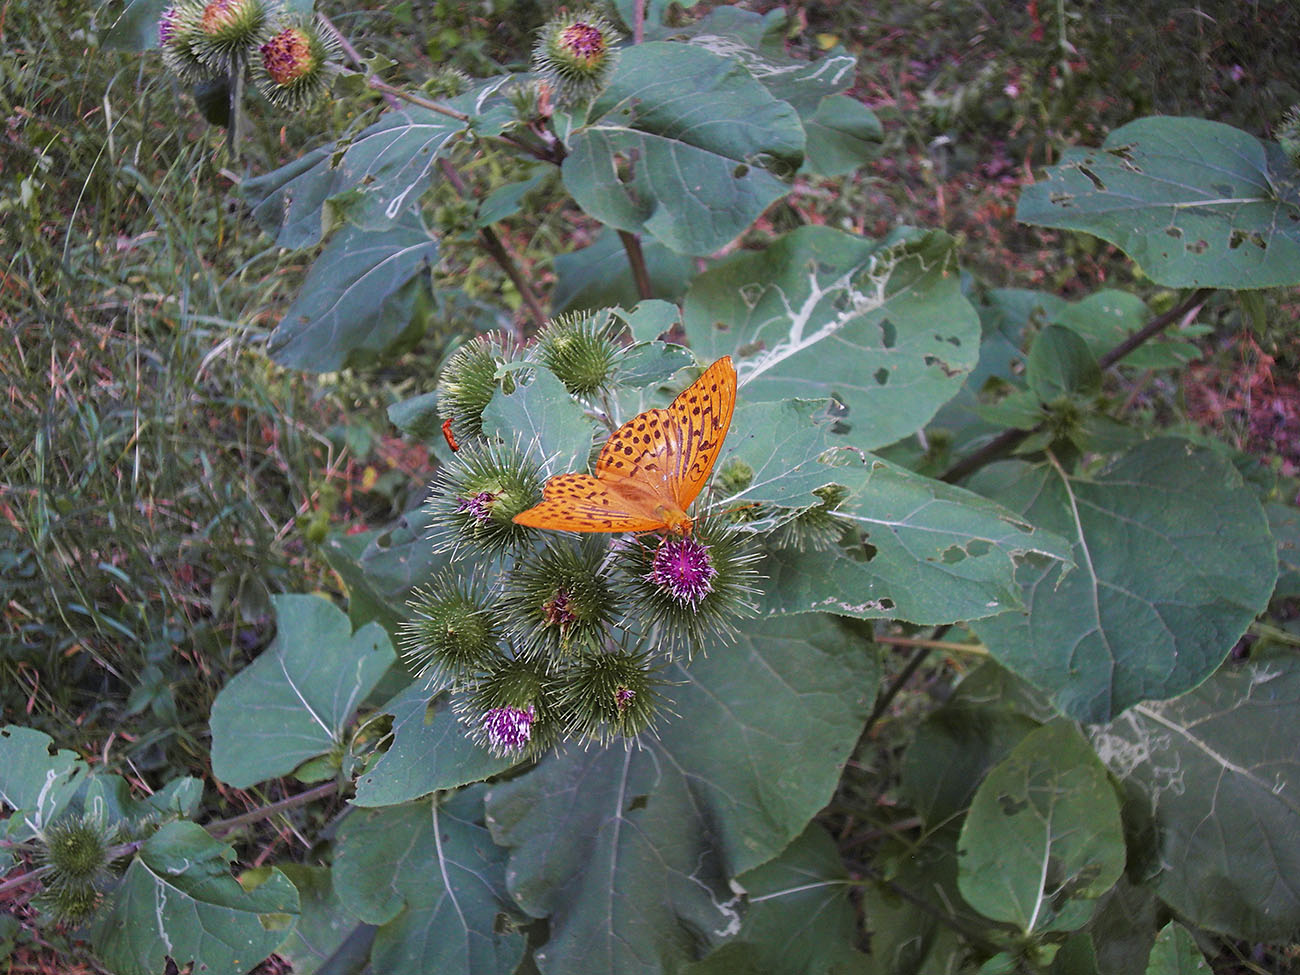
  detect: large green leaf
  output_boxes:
[271,865,365,975]
[970,438,1277,723]
[486,614,877,975]
[899,662,1050,826]
[1091,658,1300,941]
[267,209,438,372]
[685,824,866,974]
[482,367,595,477]
[334,787,526,975]
[750,449,1074,624]
[684,226,980,450]
[1267,500,1300,600]
[209,594,395,789]
[93,821,299,975]
[322,506,447,635]
[1017,116,1300,288]
[1143,924,1210,975]
[563,42,803,256]
[0,726,88,840]
[353,684,514,806]
[100,0,168,50]
[958,721,1125,934]
[242,145,346,250]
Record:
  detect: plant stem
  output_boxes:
[436,160,548,335]
[618,230,654,300]
[939,287,1213,483]
[206,780,340,839]
[859,625,951,742]
[874,634,987,655]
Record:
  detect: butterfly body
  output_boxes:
[513,355,736,535]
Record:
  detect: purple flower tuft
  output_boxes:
[614,686,635,712]
[158,6,180,45]
[647,535,717,607]
[455,490,497,525]
[481,705,535,754]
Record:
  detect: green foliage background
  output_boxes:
[2,1,1299,974]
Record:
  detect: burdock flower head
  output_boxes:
[647,535,717,607]
[460,659,555,758]
[183,0,276,73]
[159,3,213,81]
[255,15,339,108]
[535,310,624,397]
[617,517,760,659]
[401,572,502,685]
[427,439,543,558]
[532,8,622,105]
[554,650,665,745]
[500,539,622,661]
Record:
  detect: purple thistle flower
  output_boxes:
[158,6,180,45]
[647,535,717,607]
[481,705,536,754]
[455,490,497,525]
[559,21,606,64]
[542,589,577,629]
[614,686,635,712]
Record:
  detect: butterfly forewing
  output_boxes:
[666,356,736,510]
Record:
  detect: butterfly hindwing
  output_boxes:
[513,473,663,533]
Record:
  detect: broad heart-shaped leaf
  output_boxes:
[803,94,883,177]
[550,229,696,313]
[322,506,448,636]
[1026,324,1102,400]
[1091,658,1300,941]
[900,662,1051,827]
[272,865,366,975]
[1144,923,1210,975]
[353,684,514,806]
[684,225,979,451]
[209,594,395,789]
[563,42,804,256]
[243,144,347,250]
[334,786,526,975]
[268,208,438,372]
[746,448,1075,624]
[684,824,866,975]
[0,725,88,839]
[92,821,299,975]
[485,614,877,975]
[481,368,594,477]
[969,438,1277,723]
[958,721,1126,935]
[1267,500,1300,600]
[1017,116,1300,289]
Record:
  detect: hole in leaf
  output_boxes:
[968,539,992,557]
[1165,226,1182,239]
[941,545,966,564]
[1049,192,1075,207]
[997,793,1029,815]
[1077,165,1106,192]
[732,163,749,179]
[874,367,889,386]
[879,318,897,348]
[627,794,648,812]
[1188,238,1209,255]
[879,597,894,610]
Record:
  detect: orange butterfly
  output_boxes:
[513,355,737,535]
